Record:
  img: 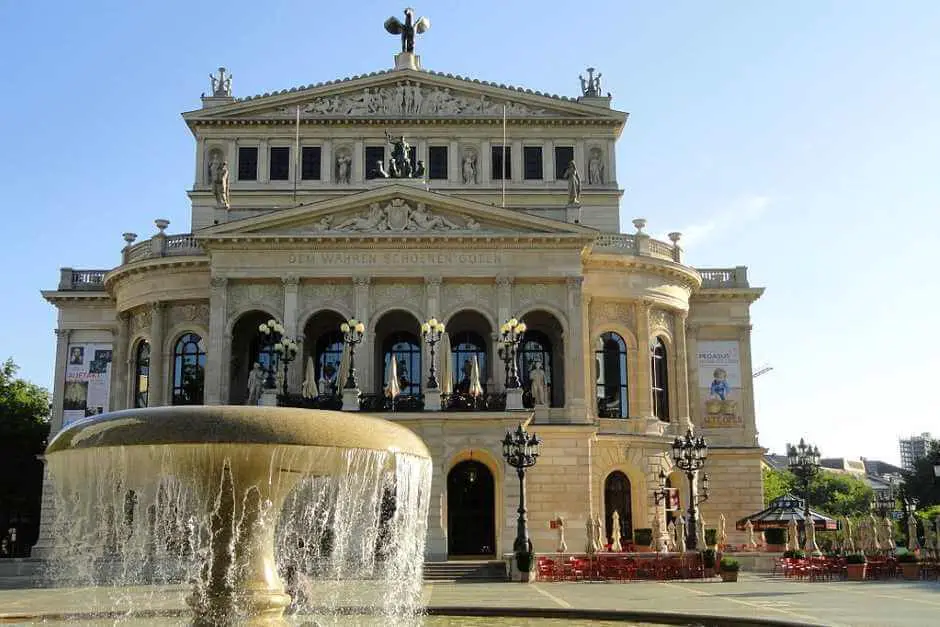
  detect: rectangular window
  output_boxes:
[491,145,511,180]
[554,146,574,180]
[269,147,290,181]
[365,146,385,179]
[523,146,543,180]
[428,146,448,180]
[301,146,321,180]
[238,146,258,181]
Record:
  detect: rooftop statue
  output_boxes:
[579,67,602,97]
[384,8,430,54]
[209,67,233,97]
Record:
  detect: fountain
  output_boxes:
[44,406,432,626]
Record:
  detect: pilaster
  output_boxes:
[353,139,364,183]
[448,139,459,182]
[686,322,700,430]
[574,142,586,173]
[738,325,758,445]
[417,139,428,174]
[258,138,270,183]
[425,276,442,318]
[494,276,513,391]
[353,276,372,391]
[50,328,71,436]
[564,276,587,422]
[109,312,130,412]
[480,140,491,185]
[543,139,555,182]
[634,300,653,418]
[205,277,228,405]
[511,139,523,183]
[148,302,166,406]
[607,139,617,186]
[283,275,302,394]
[321,139,333,183]
[673,311,692,432]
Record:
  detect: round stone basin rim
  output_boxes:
[46,405,430,459]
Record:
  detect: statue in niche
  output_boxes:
[384,8,431,54]
[246,363,265,406]
[462,151,477,184]
[588,149,605,185]
[208,152,230,208]
[579,67,601,97]
[562,160,582,205]
[529,360,549,406]
[209,67,233,97]
[336,154,351,184]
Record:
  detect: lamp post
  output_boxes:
[258,319,292,390]
[873,477,896,518]
[497,317,527,389]
[502,423,541,555]
[671,428,709,551]
[786,438,820,547]
[339,317,365,389]
[273,336,298,396]
[420,317,445,389]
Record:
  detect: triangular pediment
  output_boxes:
[197,185,598,241]
[184,69,626,123]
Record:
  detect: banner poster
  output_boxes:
[696,341,744,428]
[63,343,113,427]
[665,487,680,512]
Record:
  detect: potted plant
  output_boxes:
[705,528,718,548]
[719,556,740,582]
[783,549,806,560]
[845,553,867,581]
[702,548,717,577]
[764,527,786,552]
[633,528,653,551]
[897,551,920,580]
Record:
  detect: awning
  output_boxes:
[735,493,839,531]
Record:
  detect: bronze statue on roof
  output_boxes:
[384,8,430,54]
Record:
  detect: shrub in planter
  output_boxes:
[845,553,867,581]
[783,549,806,559]
[633,528,653,549]
[719,557,740,582]
[764,527,786,550]
[897,552,920,580]
[702,548,717,576]
[705,528,718,547]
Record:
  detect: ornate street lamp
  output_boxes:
[339,318,365,390]
[497,317,527,389]
[671,428,709,551]
[502,423,541,554]
[258,319,294,390]
[420,317,446,389]
[873,477,896,518]
[786,438,820,546]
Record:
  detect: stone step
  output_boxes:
[423,560,507,581]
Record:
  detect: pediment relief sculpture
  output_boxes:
[301,199,483,234]
[257,81,555,119]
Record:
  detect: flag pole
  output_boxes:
[293,104,301,203]
[501,104,507,208]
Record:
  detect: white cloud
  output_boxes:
[664,194,771,249]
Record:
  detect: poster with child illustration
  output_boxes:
[696,341,743,428]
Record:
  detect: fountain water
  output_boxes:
[44,406,432,626]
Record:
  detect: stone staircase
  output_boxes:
[423,560,508,582]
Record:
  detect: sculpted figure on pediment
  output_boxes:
[314,200,481,234]
[335,203,388,231]
[406,203,462,231]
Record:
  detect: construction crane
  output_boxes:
[753,365,774,378]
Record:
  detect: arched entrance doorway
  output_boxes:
[447,460,495,557]
[604,471,632,548]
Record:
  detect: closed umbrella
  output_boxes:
[469,354,483,398]
[385,354,401,400]
[301,356,318,399]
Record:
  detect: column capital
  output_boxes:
[150,301,165,313]
[116,310,131,322]
[210,276,228,289]
[566,275,584,290]
[352,276,372,287]
[425,276,443,287]
[282,274,300,288]
[53,328,71,338]
[495,275,514,288]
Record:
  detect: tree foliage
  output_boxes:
[901,440,940,510]
[0,359,50,554]
[762,465,874,518]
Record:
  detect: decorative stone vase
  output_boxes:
[846,563,867,581]
[720,570,738,582]
[901,562,920,580]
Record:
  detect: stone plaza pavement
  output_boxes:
[0,574,937,625]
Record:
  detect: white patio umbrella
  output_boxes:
[468,354,483,398]
[385,354,401,400]
[301,356,318,399]
[439,332,452,395]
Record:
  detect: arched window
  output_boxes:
[171,333,206,405]
[315,331,345,396]
[595,332,628,418]
[651,337,670,421]
[519,330,552,405]
[133,341,150,408]
[383,331,422,397]
[451,331,487,393]
[604,471,632,547]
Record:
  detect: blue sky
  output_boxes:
[1,1,938,464]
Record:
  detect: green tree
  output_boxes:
[762,466,794,505]
[0,358,50,555]
[901,440,940,509]
[762,465,874,517]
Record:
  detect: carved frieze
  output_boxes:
[441,282,493,313]
[129,308,152,336]
[299,281,353,315]
[650,309,674,337]
[590,300,635,331]
[296,199,483,234]
[227,282,283,319]
[261,81,555,119]
[167,303,210,330]
[372,283,424,313]
[513,282,565,311]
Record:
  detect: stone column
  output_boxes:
[564,276,587,422]
[205,277,228,405]
[511,139,523,183]
[109,312,130,412]
[607,139,617,185]
[283,275,302,395]
[321,139,333,183]
[50,328,71,437]
[148,302,166,406]
[543,139,555,182]
[738,325,758,444]
[634,301,653,418]
[258,139,270,183]
[574,141,586,173]
[480,140,491,185]
[353,276,372,391]
[353,139,364,183]
[448,140,460,182]
[673,311,692,433]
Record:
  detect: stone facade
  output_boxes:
[38,49,765,560]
